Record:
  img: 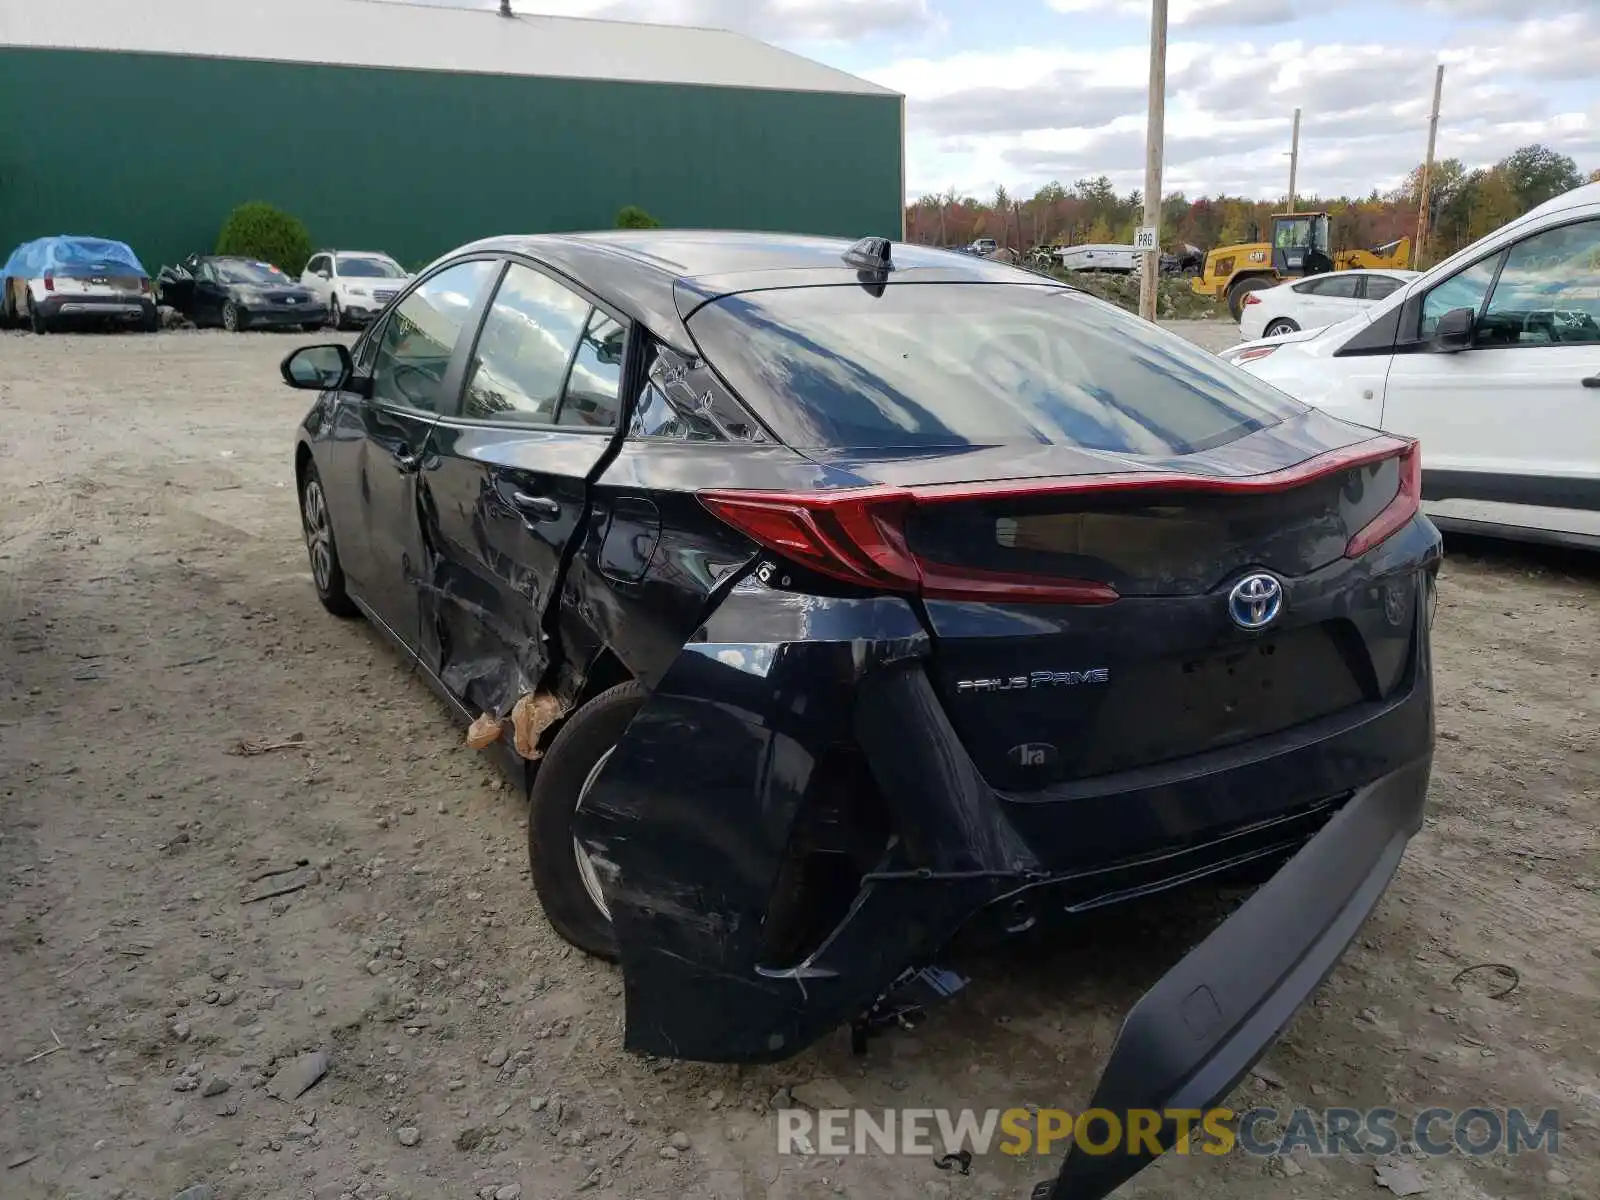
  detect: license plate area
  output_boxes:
[1062,623,1366,781]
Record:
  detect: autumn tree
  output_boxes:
[1499,144,1583,211]
[903,141,1591,260]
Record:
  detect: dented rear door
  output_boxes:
[423,261,631,717]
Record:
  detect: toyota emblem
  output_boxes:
[1228,572,1283,631]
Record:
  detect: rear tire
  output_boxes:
[1263,318,1300,336]
[28,297,50,334]
[298,462,360,618]
[528,681,649,962]
[1226,275,1273,321]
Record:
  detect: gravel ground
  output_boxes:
[1,324,1597,1200]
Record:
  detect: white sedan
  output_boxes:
[1238,268,1418,341]
[1221,182,1600,550]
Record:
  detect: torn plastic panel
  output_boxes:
[573,580,944,1061]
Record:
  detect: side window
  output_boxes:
[1315,275,1360,299]
[1419,253,1501,338]
[461,264,590,423]
[354,324,382,374]
[370,259,497,414]
[307,255,326,276]
[557,310,627,429]
[628,345,727,442]
[1477,219,1600,347]
[196,262,216,283]
[1363,276,1403,301]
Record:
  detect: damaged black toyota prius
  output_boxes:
[282,231,1440,1199]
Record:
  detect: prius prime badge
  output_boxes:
[1228,572,1283,631]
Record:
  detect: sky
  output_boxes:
[384,0,1600,203]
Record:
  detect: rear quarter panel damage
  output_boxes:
[572,581,975,1061]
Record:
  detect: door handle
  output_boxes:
[511,491,561,521]
[1582,375,1600,389]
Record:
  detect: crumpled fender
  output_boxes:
[572,577,967,1062]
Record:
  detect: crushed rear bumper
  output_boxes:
[575,536,1435,1196]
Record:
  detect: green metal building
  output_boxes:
[0,0,905,273]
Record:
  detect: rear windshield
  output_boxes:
[688,283,1306,453]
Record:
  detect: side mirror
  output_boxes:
[1430,306,1475,353]
[316,270,330,280]
[281,343,352,390]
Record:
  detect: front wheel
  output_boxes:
[299,463,360,617]
[528,681,650,961]
[1264,318,1300,337]
[222,301,244,332]
[327,297,343,331]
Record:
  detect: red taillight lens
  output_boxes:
[701,438,1419,600]
[697,488,1118,605]
[1344,442,1421,558]
[1242,292,1262,305]
[139,276,151,294]
[43,271,55,292]
[1229,346,1278,365]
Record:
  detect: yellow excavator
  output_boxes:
[1192,212,1411,320]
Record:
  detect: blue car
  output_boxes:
[2,235,158,332]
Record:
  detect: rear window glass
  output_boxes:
[687,283,1306,453]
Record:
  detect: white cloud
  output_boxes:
[1046,0,1303,26]
[429,0,934,40]
[594,0,934,41]
[870,10,1600,201]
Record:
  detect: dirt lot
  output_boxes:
[2,324,1597,1200]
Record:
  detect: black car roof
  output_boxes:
[443,231,1055,354]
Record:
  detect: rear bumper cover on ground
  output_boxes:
[1035,753,1428,1199]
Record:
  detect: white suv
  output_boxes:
[301,251,411,329]
[1223,182,1600,550]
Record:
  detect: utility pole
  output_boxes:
[1414,64,1445,269]
[1287,107,1301,212]
[1138,0,1168,323]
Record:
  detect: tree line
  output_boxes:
[906,144,1598,267]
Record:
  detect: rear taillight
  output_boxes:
[42,271,55,292]
[700,437,1418,602]
[139,276,151,294]
[1344,442,1421,558]
[1242,292,1262,306]
[1230,345,1278,364]
[696,489,1119,604]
